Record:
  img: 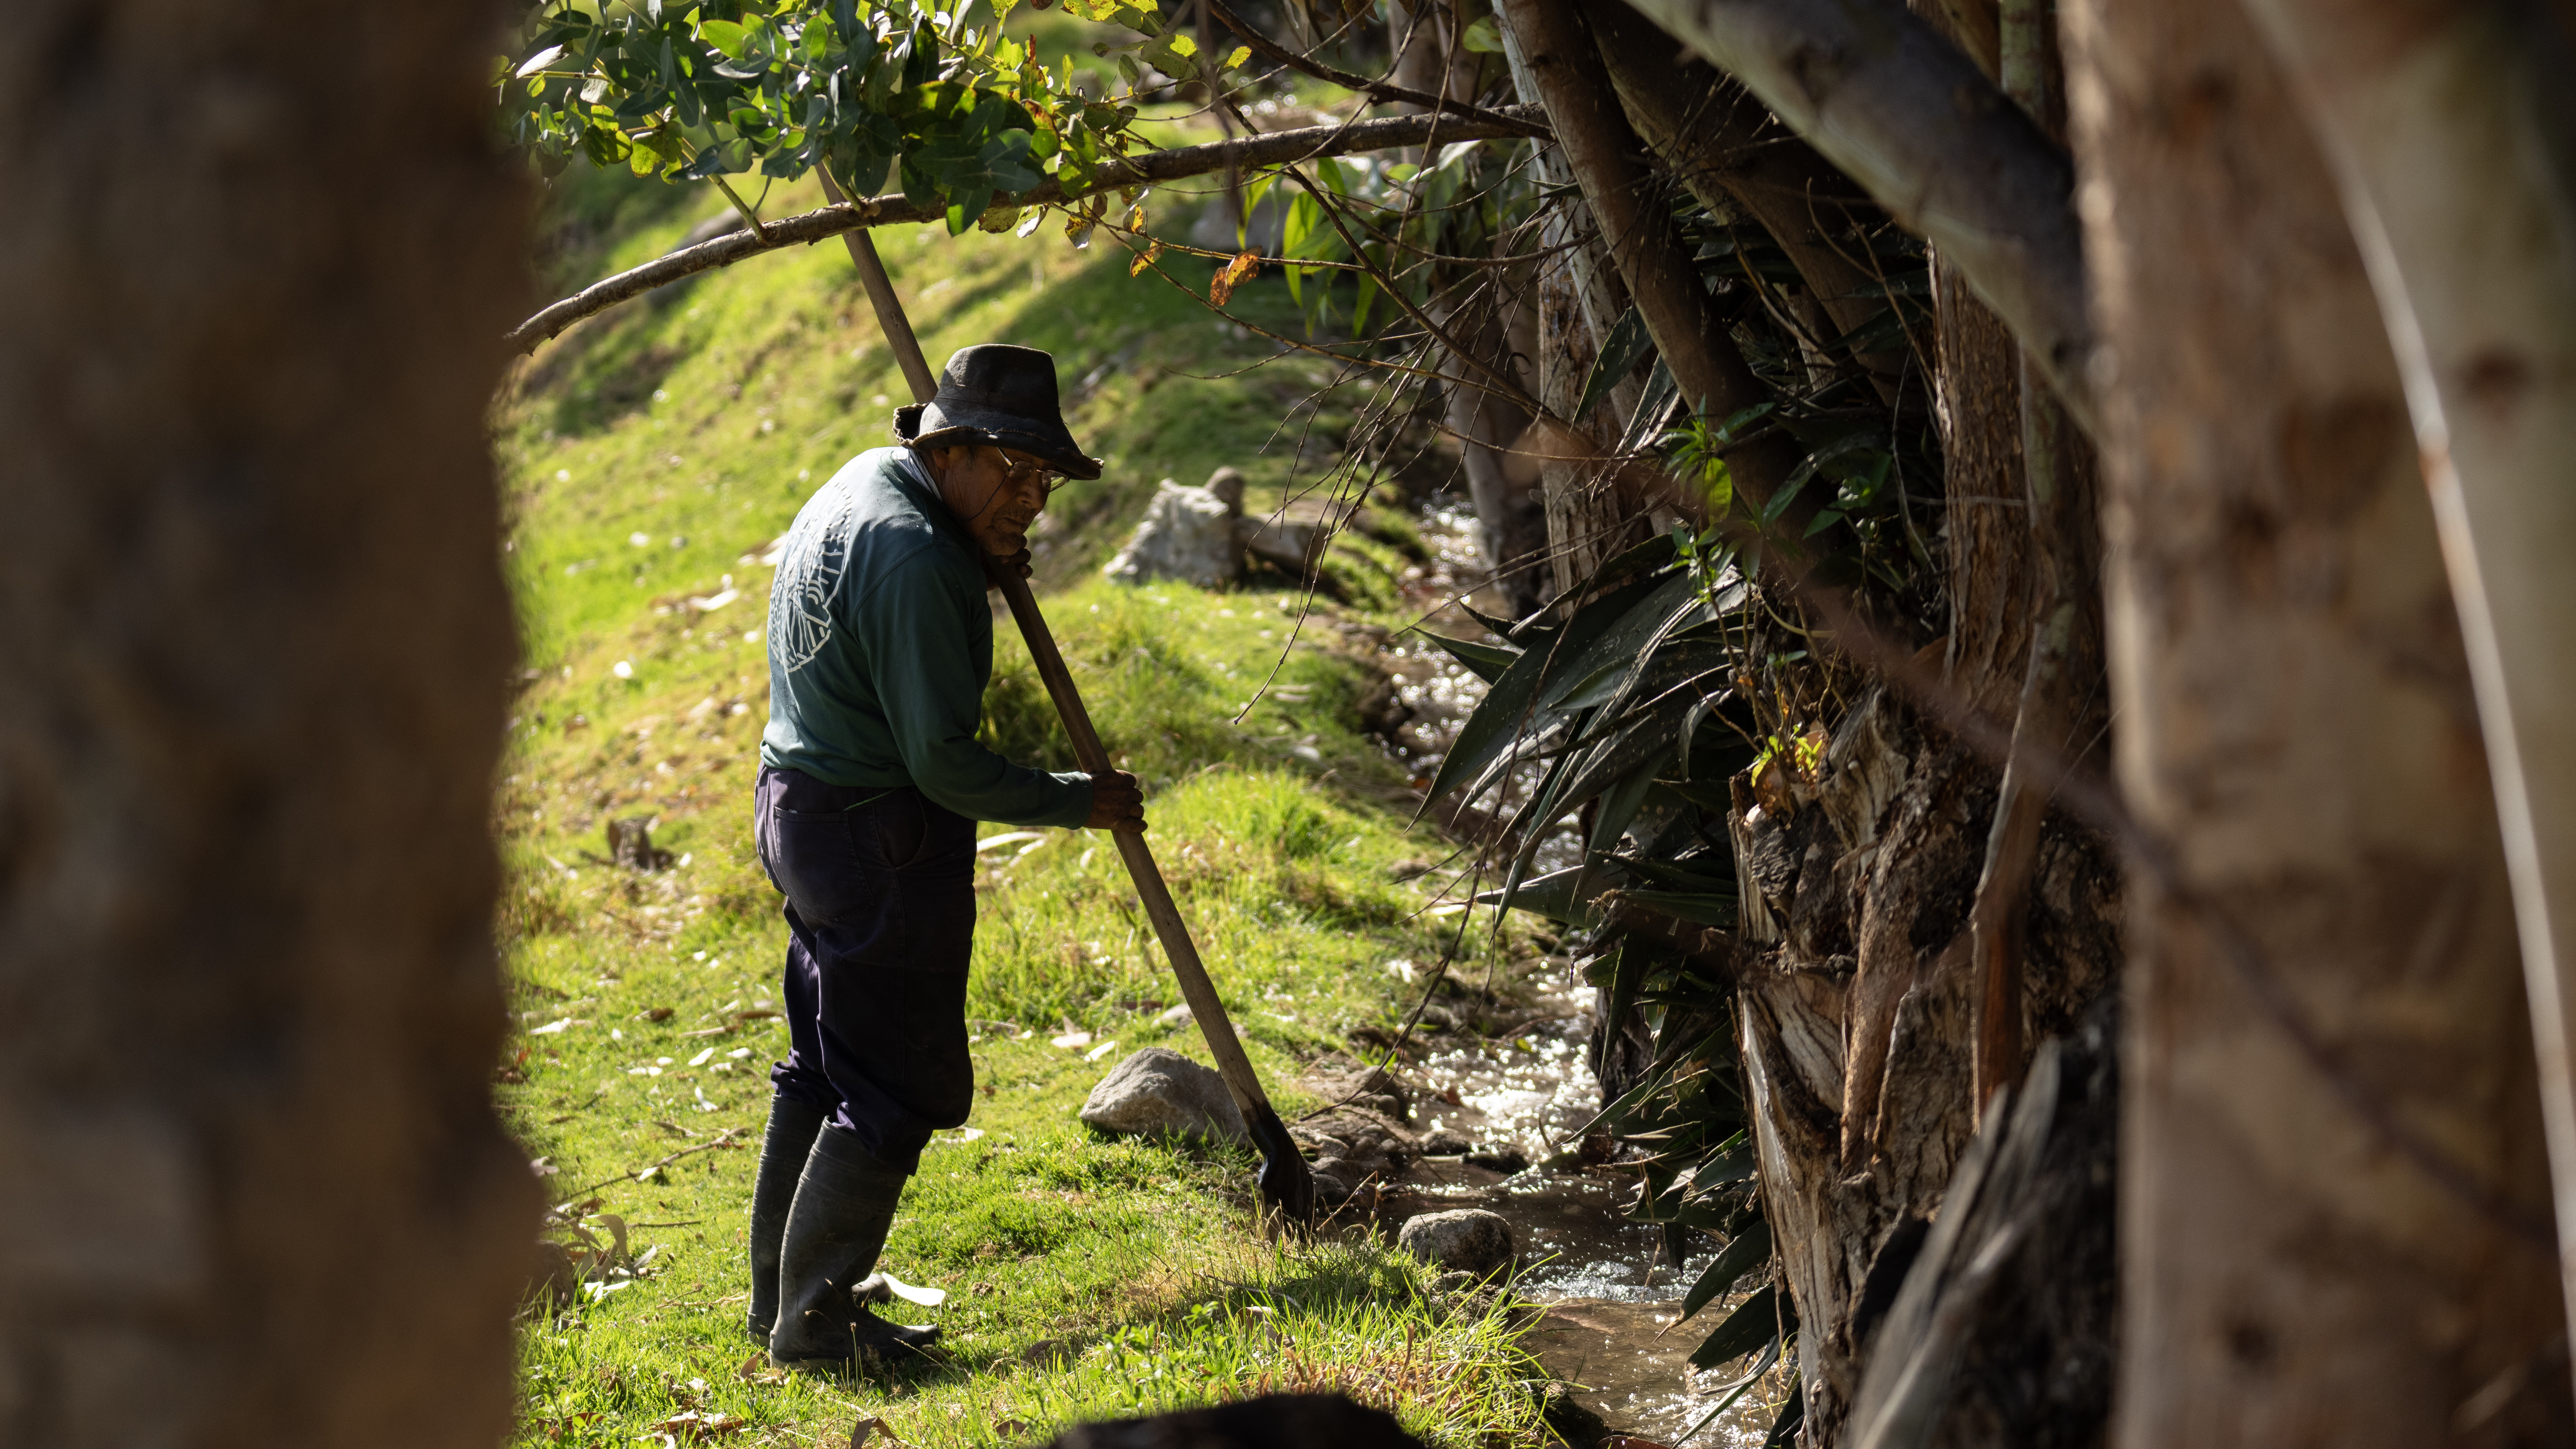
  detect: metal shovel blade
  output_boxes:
[1244,1101,1317,1228]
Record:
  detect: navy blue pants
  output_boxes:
[754,767,978,1172]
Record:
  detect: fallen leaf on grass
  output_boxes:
[855,1272,946,1307]
[653,1408,747,1441]
[850,1415,913,1449]
[1049,1031,1093,1050]
[1082,1039,1119,1062]
[991,1419,1032,1441]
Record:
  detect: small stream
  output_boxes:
[1344,502,1791,1447]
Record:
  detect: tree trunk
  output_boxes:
[1620,0,2097,435]
[1732,687,2121,1447]
[1498,0,1804,522]
[2233,0,2576,1356]
[0,4,538,1445]
[1497,5,1654,598]
[2063,0,2573,1441]
[1584,3,1911,408]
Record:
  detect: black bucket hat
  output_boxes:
[893,344,1102,480]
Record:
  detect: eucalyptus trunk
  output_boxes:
[2063,0,2572,1441]
[2232,0,2576,1360]
[0,3,537,1444]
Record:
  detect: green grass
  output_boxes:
[493,150,1551,1449]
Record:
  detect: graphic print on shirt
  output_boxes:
[770,486,853,675]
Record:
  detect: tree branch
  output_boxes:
[1621,0,2096,438]
[504,107,1545,353]
[1201,0,1551,138]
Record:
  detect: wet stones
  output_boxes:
[1296,1055,1411,1122]
[1398,1208,1516,1277]
[1417,1126,1473,1156]
[1078,1048,1246,1143]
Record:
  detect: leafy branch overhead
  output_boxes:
[499,0,1251,236]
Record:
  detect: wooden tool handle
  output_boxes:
[987,570,1278,1113]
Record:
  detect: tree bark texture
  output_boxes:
[1732,689,2120,1446]
[0,4,537,1446]
[1929,268,2032,723]
[2234,0,2576,1356]
[1846,997,2119,1449]
[1497,0,1804,521]
[2064,0,2573,1442]
[1620,0,2097,437]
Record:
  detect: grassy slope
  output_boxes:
[493,147,1547,1448]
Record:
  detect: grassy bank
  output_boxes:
[492,144,1550,1449]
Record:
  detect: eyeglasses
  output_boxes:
[989,449,1063,498]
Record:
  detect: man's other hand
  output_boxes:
[1084,770,1145,831]
[984,547,1034,591]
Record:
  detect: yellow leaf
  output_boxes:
[1223,45,1252,69]
[1129,240,1165,277]
[1210,249,1261,306]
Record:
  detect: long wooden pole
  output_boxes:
[817,172,1315,1225]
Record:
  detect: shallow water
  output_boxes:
[1351,499,1792,1444]
[1371,958,1792,1446]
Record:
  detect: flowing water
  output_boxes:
[1354,502,1795,1447]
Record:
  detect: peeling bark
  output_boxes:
[1733,689,2118,1445]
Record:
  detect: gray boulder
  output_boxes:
[1103,477,1243,589]
[1398,1208,1516,1277]
[1079,1047,1247,1143]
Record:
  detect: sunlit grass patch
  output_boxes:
[495,141,1551,1449]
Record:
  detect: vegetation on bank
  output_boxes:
[491,151,1556,1447]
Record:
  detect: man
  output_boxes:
[746,344,1144,1370]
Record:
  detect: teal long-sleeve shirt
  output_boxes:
[759,447,1094,828]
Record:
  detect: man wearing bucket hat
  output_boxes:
[747,344,1144,1370]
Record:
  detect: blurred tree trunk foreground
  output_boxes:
[0,3,536,1445]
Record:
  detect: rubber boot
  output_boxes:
[745,1094,826,1344]
[767,1126,942,1370]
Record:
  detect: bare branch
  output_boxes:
[505,108,1545,353]
[1622,0,2096,438]
[1202,0,1551,138]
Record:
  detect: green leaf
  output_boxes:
[1473,862,1626,926]
[1421,573,1664,807]
[1585,755,1663,864]
[1620,888,1737,927]
[1537,570,1704,712]
[1690,1284,1782,1369]
[1680,1219,1773,1321]
[699,19,749,57]
[1763,1385,1805,1449]
[1575,307,1654,423]
[1408,629,1519,684]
